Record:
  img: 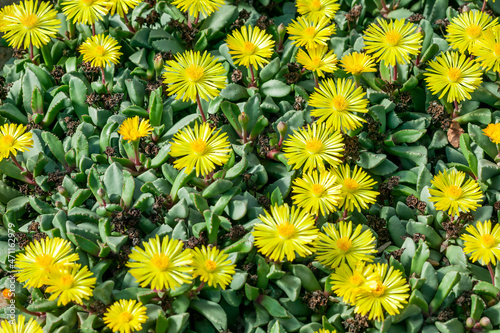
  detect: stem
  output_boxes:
[392,64,398,82]
[415,54,421,66]
[194,14,200,25]
[10,154,36,185]
[100,66,106,86]
[195,281,206,293]
[482,0,487,11]
[17,304,44,317]
[123,14,136,33]
[488,263,495,286]
[242,127,248,143]
[187,16,192,29]
[134,147,141,166]
[453,100,459,118]
[29,42,34,62]
[92,23,96,36]
[196,93,207,122]
[249,65,256,87]
[313,71,319,88]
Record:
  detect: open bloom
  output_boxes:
[483,123,500,144]
[0,123,33,161]
[287,16,335,49]
[164,50,227,102]
[296,0,340,21]
[296,45,338,77]
[44,264,96,305]
[473,26,500,72]
[447,10,497,53]
[461,220,500,266]
[61,0,110,25]
[363,18,422,66]
[309,78,369,131]
[169,122,231,177]
[340,52,377,75]
[192,245,236,289]
[104,299,148,333]
[107,0,141,17]
[0,5,15,29]
[253,204,319,262]
[315,221,376,269]
[428,169,483,216]
[1,0,60,49]
[171,0,224,19]
[330,262,373,304]
[0,315,43,333]
[226,25,275,69]
[424,51,482,103]
[118,116,153,142]
[80,34,122,68]
[332,164,378,212]
[283,122,344,172]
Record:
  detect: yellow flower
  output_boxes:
[61,0,109,25]
[296,45,338,77]
[473,26,500,72]
[253,204,319,262]
[15,237,79,289]
[447,10,497,53]
[103,299,148,333]
[107,0,140,17]
[1,0,60,49]
[44,264,96,306]
[226,25,275,69]
[0,5,15,29]
[483,123,500,144]
[283,122,344,172]
[309,78,369,131]
[0,315,43,333]
[0,123,33,161]
[332,164,378,212]
[192,245,236,289]
[118,116,153,142]
[461,220,500,266]
[428,169,483,216]
[171,0,224,19]
[296,0,340,21]
[424,51,483,104]
[354,263,410,321]
[291,170,342,216]
[330,262,373,304]
[80,34,122,68]
[163,50,227,102]
[363,18,422,66]
[127,235,193,290]
[315,221,376,269]
[287,16,335,49]
[169,122,231,177]
[340,52,377,75]
[314,329,338,333]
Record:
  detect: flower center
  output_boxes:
[35,254,53,269]
[448,68,462,82]
[60,274,75,289]
[385,30,402,46]
[119,312,133,323]
[243,41,257,55]
[311,184,325,197]
[151,253,170,271]
[332,95,348,111]
[0,135,15,148]
[95,45,106,57]
[494,43,500,57]
[465,24,482,39]
[20,13,38,29]
[446,185,463,200]
[336,236,352,252]
[310,0,322,11]
[343,178,359,192]
[185,65,204,82]
[204,259,217,272]
[190,139,208,155]
[305,139,323,154]
[349,274,363,286]
[277,223,295,239]
[370,281,386,297]
[311,56,322,68]
[82,0,95,6]
[303,26,317,39]
[481,234,496,249]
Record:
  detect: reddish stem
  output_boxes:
[249,65,257,87]
[92,23,96,36]
[100,67,106,85]
[482,0,487,11]
[29,41,34,62]
[10,154,35,185]
[123,14,136,32]
[196,93,207,122]
[488,263,496,286]
[393,64,398,82]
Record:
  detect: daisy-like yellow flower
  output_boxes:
[330,262,373,304]
[0,123,33,161]
[332,164,378,212]
[253,204,319,262]
[118,116,153,142]
[171,0,224,19]
[315,221,376,269]
[61,0,109,25]
[44,264,96,306]
[447,10,497,53]
[296,45,338,78]
[226,25,275,69]
[287,16,335,49]
[296,0,340,21]
[192,245,236,289]
[163,50,227,102]
[461,220,500,266]
[309,78,369,131]
[0,315,43,333]
[0,5,15,29]
[424,51,483,104]
[363,18,422,66]
[282,122,344,172]
[354,263,410,321]
[314,329,338,333]
[107,0,141,17]
[1,0,60,50]
[15,237,79,289]
[428,169,483,216]
[169,122,231,177]
[103,299,148,333]
[340,52,377,75]
[80,34,122,69]
[291,170,342,216]
[127,235,194,290]
[473,26,500,72]
[483,123,500,144]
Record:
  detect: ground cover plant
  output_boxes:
[1,0,500,331]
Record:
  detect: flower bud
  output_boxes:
[238,112,249,128]
[465,317,475,328]
[57,186,68,196]
[154,54,164,74]
[2,289,13,300]
[462,5,470,12]
[98,188,106,198]
[278,23,286,39]
[55,201,63,209]
[480,317,492,329]
[277,121,287,136]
